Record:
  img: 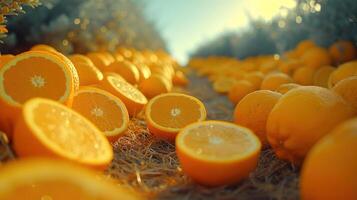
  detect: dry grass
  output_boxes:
[0,74,300,200]
[107,75,300,200]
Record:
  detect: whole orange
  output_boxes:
[260,72,293,91]
[292,66,316,85]
[228,80,256,104]
[234,90,282,146]
[328,60,357,88]
[300,117,357,200]
[266,86,355,164]
[329,40,357,64]
[332,76,357,110]
[301,47,331,69]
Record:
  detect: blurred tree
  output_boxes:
[0,0,41,41]
[0,0,166,54]
[192,0,357,59]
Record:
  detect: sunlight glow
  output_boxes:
[244,0,296,20]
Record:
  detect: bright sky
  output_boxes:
[144,0,296,64]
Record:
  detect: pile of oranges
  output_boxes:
[188,40,357,199]
[0,39,356,199]
[0,44,189,199]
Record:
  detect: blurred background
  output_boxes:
[1,0,357,65]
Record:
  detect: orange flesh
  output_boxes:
[108,76,146,103]
[3,57,68,104]
[183,124,256,160]
[31,102,107,159]
[72,92,124,133]
[2,180,108,200]
[149,96,202,129]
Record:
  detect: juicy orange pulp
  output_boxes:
[13,98,113,169]
[176,120,261,186]
[99,74,147,116]
[72,87,129,142]
[0,51,76,136]
[145,93,206,141]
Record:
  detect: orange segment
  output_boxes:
[99,74,147,116]
[145,93,206,141]
[72,87,129,142]
[176,120,261,186]
[0,159,142,200]
[13,98,113,169]
[0,51,76,136]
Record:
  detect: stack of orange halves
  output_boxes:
[0,44,188,199]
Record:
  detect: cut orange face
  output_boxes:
[0,159,142,200]
[145,93,206,141]
[176,120,261,186]
[72,87,129,142]
[0,51,77,136]
[98,74,147,116]
[13,98,113,170]
[41,50,80,91]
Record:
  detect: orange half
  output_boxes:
[13,98,113,169]
[176,120,261,186]
[145,93,206,141]
[0,159,142,200]
[72,87,129,142]
[69,55,103,86]
[0,51,76,136]
[98,74,147,116]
